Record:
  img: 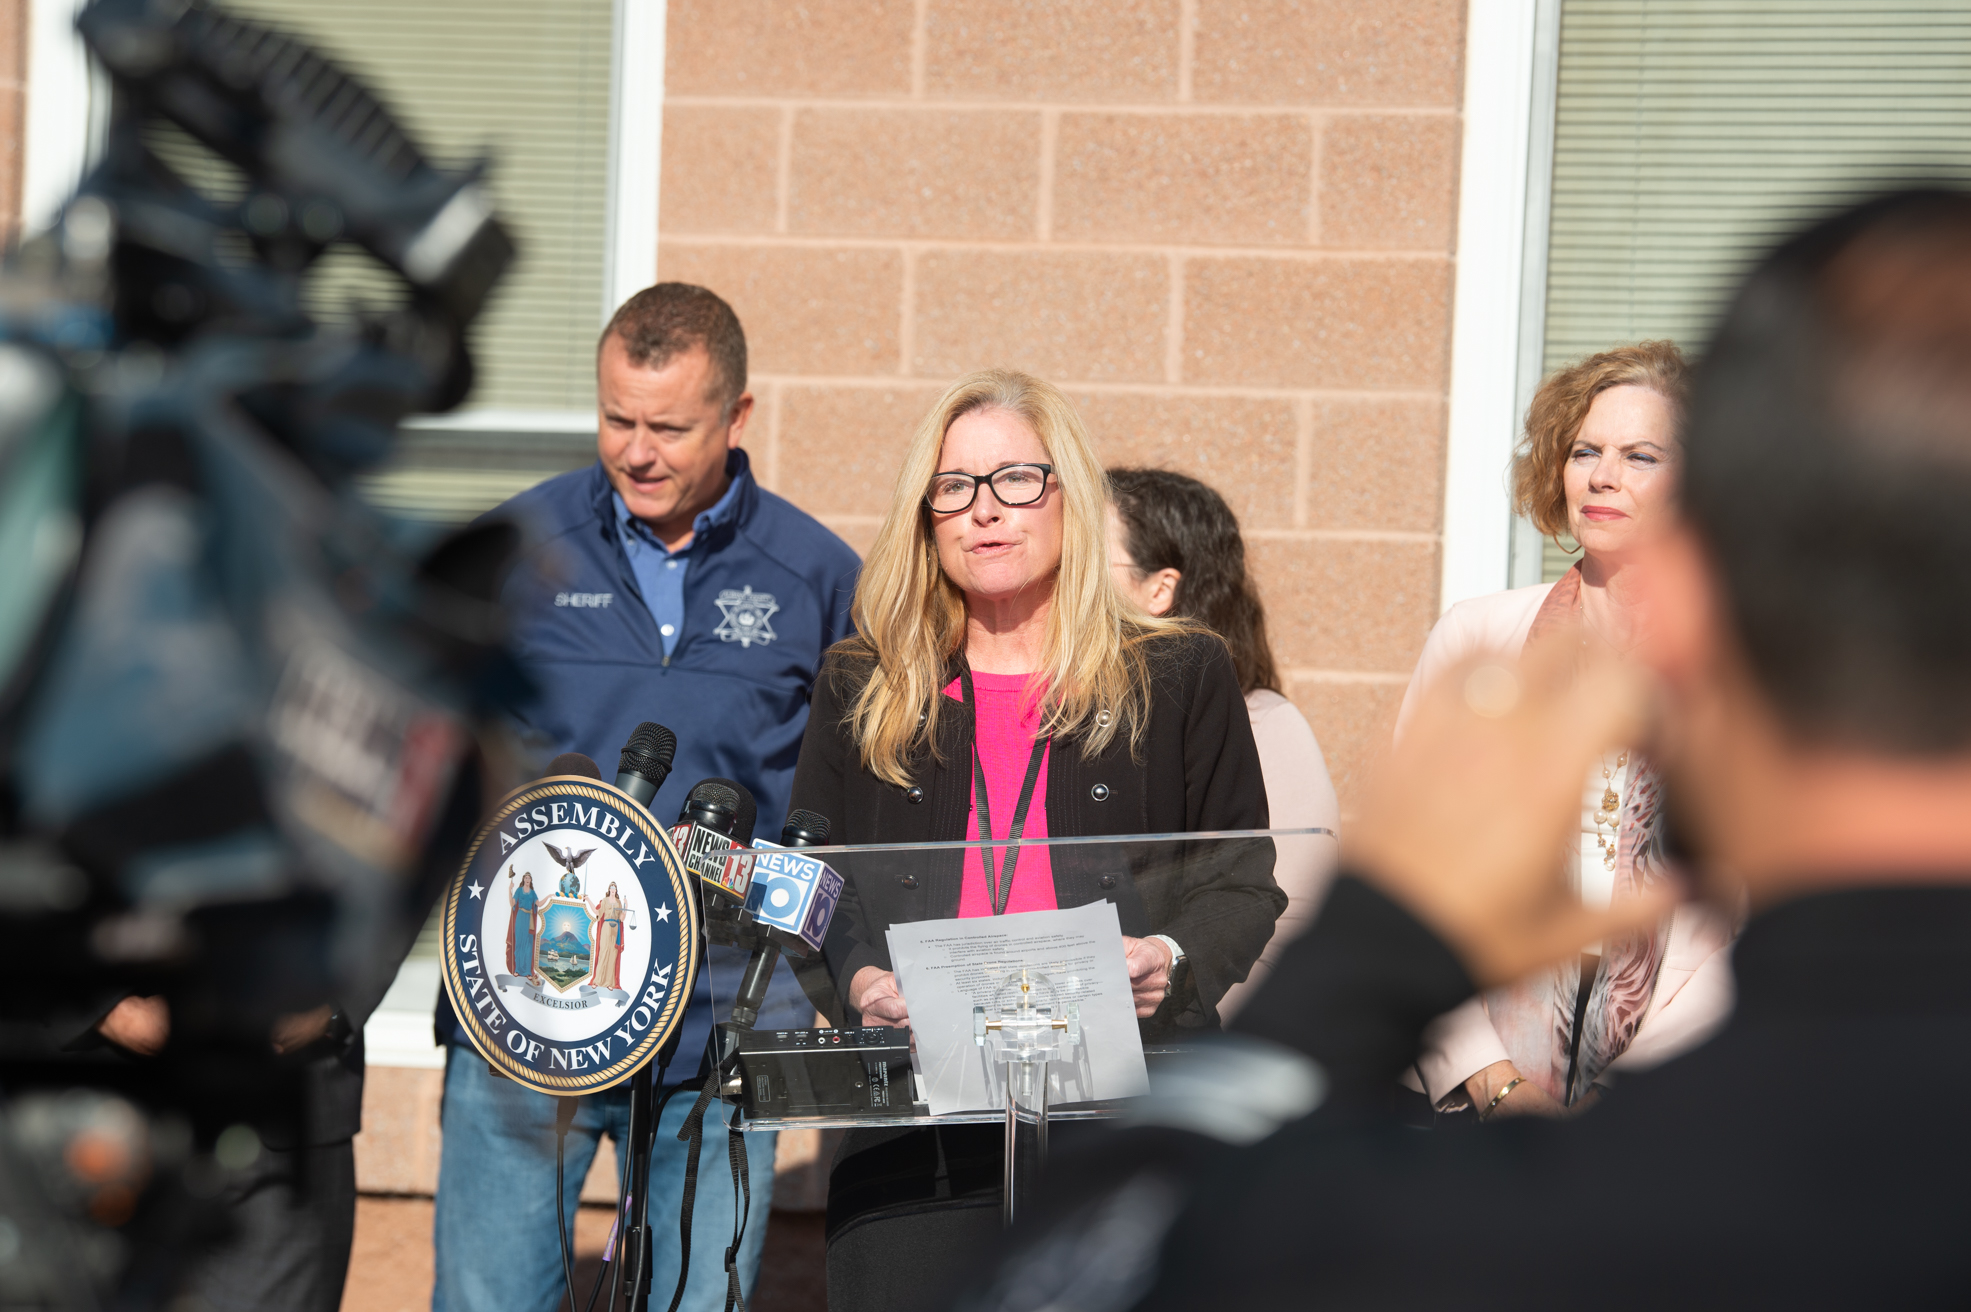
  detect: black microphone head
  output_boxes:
[781,810,831,848]
[617,722,677,792]
[679,778,756,844]
[727,781,758,845]
[679,780,740,835]
[546,752,602,781]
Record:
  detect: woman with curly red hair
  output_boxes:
[1397,341,1737,1122]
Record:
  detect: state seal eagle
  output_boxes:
[544,842,595,898]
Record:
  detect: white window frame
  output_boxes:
[1440,0,1563,611]
[603,0,666,326]
[22,0,110,236]
[17,0,667,435]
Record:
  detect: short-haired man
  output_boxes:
[431,284,860,1311]
[970,191,1971,1307]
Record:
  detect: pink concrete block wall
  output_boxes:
[0,0,23,246]
[660,0,1466,809]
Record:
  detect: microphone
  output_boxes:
[679,780,740,837]
[677,777,756,845]
[671,778,759,918]
[729,810,845,1029]
[779,810,830,848]
[547,751,603,781]
[613,722,677,807]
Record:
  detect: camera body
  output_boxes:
[0,2,520,1304]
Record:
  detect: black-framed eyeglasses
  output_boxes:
[925,463,1054,514]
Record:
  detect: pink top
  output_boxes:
[947,672,1058,917]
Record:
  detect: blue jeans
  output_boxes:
[432,1045,777,1312]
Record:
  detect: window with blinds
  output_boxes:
[215,0,616,520]
[1536,0,1971,580]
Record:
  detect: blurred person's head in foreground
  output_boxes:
[1644,188,1971,900]
[1106,467,1280,695]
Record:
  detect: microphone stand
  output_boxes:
[619,1063,657,1311]
[613,1016,692,1312]
[621,806,819,1310]
[609,726,678,1312]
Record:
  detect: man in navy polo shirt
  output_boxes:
[432,284,860,1312]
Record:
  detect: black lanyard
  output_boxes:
[960,669,1050,916]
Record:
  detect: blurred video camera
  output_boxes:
[0,0,520,1304]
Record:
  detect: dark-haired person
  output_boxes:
[981,187,1971,1310]
[429,284,861,1312]
[1106,467,1337,1016]
[1393,341,1735,1123]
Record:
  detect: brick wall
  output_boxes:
[659,0,1465,810]
[0,0,23,245]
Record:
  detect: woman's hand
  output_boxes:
[1463,1059,1565,1119]
[849,966,911,1028]
[1121,936,1174,1017]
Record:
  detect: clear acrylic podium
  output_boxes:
[709,828,1335,1225]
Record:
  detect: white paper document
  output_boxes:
[888,902,1150,1116]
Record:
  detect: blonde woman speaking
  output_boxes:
[788,368,1283,1310]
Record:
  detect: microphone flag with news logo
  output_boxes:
[725,811,843,1029]
[743,814,845,959]
[672,777,760,912]
[438,737,697,1096]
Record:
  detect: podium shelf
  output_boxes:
[733,1045,1192,1130]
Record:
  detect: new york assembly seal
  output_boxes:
[440,775,699,1095]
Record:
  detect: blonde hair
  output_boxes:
[1514,340,1689,539]
[842,369,1190,787]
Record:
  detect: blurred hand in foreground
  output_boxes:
[100,997,338,1057]
[270,1004,335,1055]
[1348,635,1678,988]
[98,995,170,1057]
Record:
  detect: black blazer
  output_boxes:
[789,629,1285,1038]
